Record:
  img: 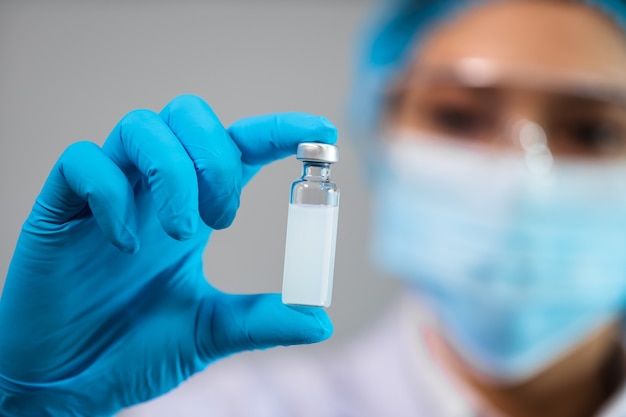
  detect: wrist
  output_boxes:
[0,372,117,417]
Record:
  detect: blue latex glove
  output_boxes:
[0,95,336,417]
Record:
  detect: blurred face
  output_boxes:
[372,0,626,387]
[387,0,626,159]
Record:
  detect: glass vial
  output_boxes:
[282,143,340,307]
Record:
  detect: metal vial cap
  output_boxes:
[296,143,339,163]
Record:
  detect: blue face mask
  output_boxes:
[371,132,626,384]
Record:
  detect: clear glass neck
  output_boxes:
[302,162,332,182]
[291,161,339,206]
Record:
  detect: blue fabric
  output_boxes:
[347,0,626,136]
[0,95,336,417]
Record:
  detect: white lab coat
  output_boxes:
[120,295,626,417]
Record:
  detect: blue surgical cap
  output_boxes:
[348,0,626,137]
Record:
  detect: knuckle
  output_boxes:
[119,109,160,135]
[168,94,210,114]
[62,140,91,154]
[60,141,99,165]
[165,95,220,129]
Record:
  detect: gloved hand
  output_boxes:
[0,95,336,417]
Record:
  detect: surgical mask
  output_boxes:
[371,131,626,384]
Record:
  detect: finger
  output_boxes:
[227,112,338,167]
[33,141,139,253]
[160,95,242,230]
[102,109,199,240]
[197,293,333,360]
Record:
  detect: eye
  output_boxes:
[566,120,625,154]
[428,104,490,137]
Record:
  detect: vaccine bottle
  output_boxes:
[282,143,339,307]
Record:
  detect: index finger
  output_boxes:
[227,113,338,166]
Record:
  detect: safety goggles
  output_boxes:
[384,58,626,168]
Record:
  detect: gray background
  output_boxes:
[0,0,400,344]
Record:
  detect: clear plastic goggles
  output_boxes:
[384,58,626,174]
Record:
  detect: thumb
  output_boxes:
[197,293,333,360]
[228,113,338,167]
